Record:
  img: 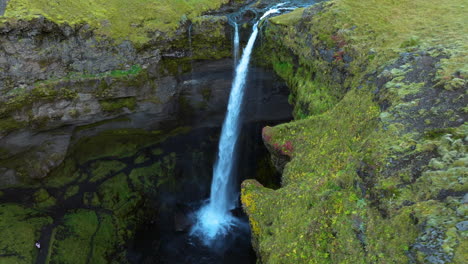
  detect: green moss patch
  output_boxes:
[48,210,119,264]
[4,0,231,44]
[0,204,52,264]
[99,97,137,112]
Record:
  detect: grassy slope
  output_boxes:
[243,0,467,263]
[4,0,230,44]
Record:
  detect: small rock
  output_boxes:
[462,193,468,204]
[455,221,468,231]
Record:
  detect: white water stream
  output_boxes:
[191,3,290,243]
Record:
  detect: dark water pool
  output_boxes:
[125,121,285,264]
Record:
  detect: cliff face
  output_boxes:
[242,0,467,263]
[0,1,255,263]
[0,3,237,184]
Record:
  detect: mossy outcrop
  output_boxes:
[242,0,467,263]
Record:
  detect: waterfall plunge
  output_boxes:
[191,4,288,244]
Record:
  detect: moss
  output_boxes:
[189,16,232,60]
[269,8,304,26]
[45,159,83,188]
[64,185,80,200]
[152,148,164,156]
[134,154,148,164]
[0,117,26,135]
[89,160,126,183]
[4,0,231,45]
[49,210,99,264]
[88,213,121,264]
[98,173,142,217]
[0,85,77,119]
[75,117,131,132]
[83,192,101,207]
[0,204,52,264]
[99,97,137,112]
[70,127,189,164]
[33,188,56,208]
[129,152,177,193]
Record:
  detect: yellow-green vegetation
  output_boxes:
[99,97,137,112]
[333,0,467,82]
[0,85,77,118]
[0,204,52,263]
[262,0,467,119]
[0,117,26,135]
[4,0,231,44]
[244,0,467,263]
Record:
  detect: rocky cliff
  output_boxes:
[0,0,250,184]
[0,0,261,263]
[242,0,467,263]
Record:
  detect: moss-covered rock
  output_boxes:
[244,0,467,263]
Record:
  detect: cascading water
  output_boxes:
[233,23,240,66]
[191,3,289,243]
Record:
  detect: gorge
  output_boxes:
[0,0,466,264]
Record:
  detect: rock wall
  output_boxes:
[0,11,236,183]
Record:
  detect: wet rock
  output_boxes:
[462,193,468,204]
[174,207,192,232]
[0,167,17,186]
[0,0,7,16]
[411,228,453,264]
[455,221,468,231]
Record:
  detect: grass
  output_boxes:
[99,97,137,112]
[336,0,468,80]
[4,0,230,44]
[269,0,467,87]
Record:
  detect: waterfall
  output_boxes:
[233,23,240,66]
[191,4,288,243]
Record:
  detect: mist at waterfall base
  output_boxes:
[190,4,291,245]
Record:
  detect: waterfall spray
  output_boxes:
[191,4,290,243]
